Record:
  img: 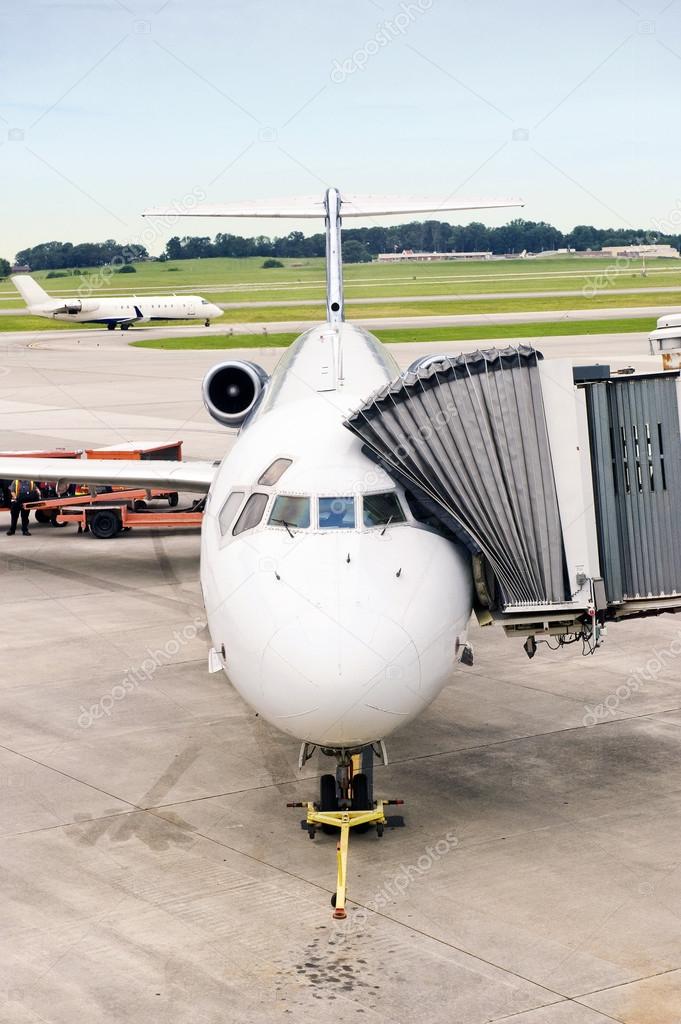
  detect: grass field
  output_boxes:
[1,254,680,308]
[1,289,676,333]
[130,316,655,350]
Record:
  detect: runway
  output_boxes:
[1,329,680,1022]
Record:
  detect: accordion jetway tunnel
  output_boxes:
[345,346,681,654]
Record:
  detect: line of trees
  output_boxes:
[12,219,681,271]
[13,240,148,272]
[0,258,10,279]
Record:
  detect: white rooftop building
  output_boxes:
[599,243,679,259]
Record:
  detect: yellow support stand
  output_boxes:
[287,798,403,919]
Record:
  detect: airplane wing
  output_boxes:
[0,457,218,493]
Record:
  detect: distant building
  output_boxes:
[599,243,679,259]
[11,263,30,273]
[376,250,493,263]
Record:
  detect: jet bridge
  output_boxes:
[345,346,681,649]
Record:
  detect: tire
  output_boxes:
[319,774,338,835]
[121,324,130,331]
[132,499,147,512]
[107,323,116,331]
[319,774,338,811]
[351,773,373,832]
[351,773,371,810]
[90,509,121,539]
[35,509,51,524]
[167,492,179,508]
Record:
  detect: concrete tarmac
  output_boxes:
[1,328,680,1023]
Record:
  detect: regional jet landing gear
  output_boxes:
[204,319,211,326]
[289,741,403,920]
[107,323,116,331]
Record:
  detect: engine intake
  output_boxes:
[202,360,269,428]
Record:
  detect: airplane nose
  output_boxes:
[259,607,422,746]
[212,304,224,318]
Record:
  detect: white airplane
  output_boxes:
[0,190,524,905]
[12,273,223,330]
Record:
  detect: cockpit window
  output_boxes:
[363,492,406,528]
[319,496,355,529]
[218,490,244,536]
[258,458,293,486]
[233,492,269,536]
[269,495,310,529]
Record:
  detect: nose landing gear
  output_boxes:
[288,742,403,920]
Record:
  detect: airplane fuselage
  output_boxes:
[201,321,473,749]
[28,294,223,326]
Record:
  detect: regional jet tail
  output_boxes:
[11,273,223,330]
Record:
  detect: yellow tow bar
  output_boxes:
[287,799,403,919]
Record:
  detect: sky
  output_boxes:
[2,0,681,260]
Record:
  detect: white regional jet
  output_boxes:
[12,273,223,329]
[0,190,523,909]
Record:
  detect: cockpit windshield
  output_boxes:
[318,496,355,529]
[269,495,310,529]
[363,492,406,528]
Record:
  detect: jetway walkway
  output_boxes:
[345,346,681,646]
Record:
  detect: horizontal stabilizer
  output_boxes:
[144,194,524,220]
[0,457,218,493]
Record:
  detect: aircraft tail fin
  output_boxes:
[143,189,524,325]
[12,274,50,307]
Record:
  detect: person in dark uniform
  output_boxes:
[7,479,41,536]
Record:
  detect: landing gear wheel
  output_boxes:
[121,324,130,331]
[167,492,179,508]
[351,772,372,833]
[351,773,371,809]
[107,323,116,331]
[320,773,338,834]
[89,510,120,539]
[205,319,210,327]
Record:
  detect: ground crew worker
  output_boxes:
[6,479,41,536]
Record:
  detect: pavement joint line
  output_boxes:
[2,553,204,613]
[386,712,666,770]
[570,964,681,1001]
[143,812,575,1007]
[0,741,139,811]
[488,998,622,1023]
[2,785,675,1014]
[475,672,681,718]
[0,806,139,842]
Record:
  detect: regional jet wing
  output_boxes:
[0,457,218,493]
